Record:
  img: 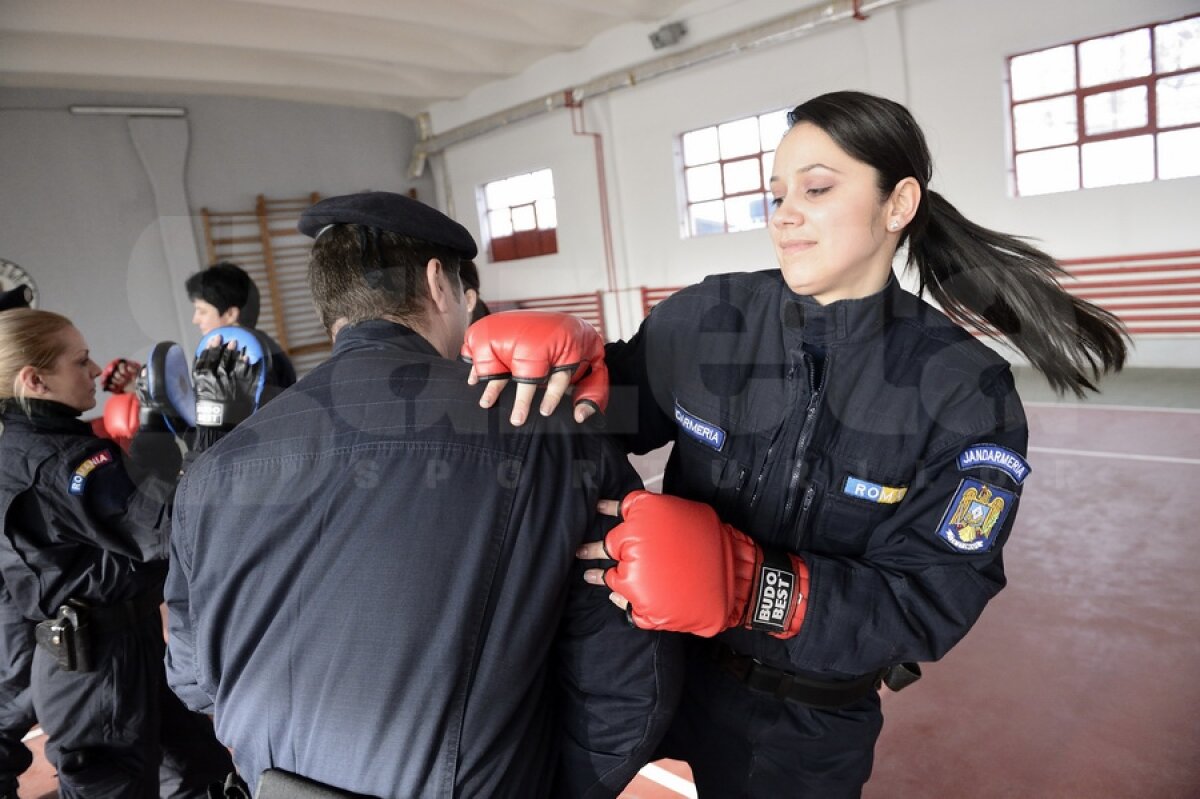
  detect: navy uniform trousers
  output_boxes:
[0,591,34,798]
[32,605,233,799]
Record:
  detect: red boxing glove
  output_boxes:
[460,311,609,413]
[603,491,809,639]
[100,358,143,394]
[101,393,140,449]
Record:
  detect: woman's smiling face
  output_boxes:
[768,122,901,304]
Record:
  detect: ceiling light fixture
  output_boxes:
[68,105,186,117]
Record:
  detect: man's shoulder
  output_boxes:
[204,349,572,460]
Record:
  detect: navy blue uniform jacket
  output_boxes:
[165,321,680,799]
[0,401,173,619]
[604,272,1030,680]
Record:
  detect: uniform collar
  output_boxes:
[778,275,909,348]
[332,319,443,359]
[0,398,92,435]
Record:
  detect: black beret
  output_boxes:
[0,285,33,313]
[298,192,477,259]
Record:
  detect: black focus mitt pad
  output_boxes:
[195,326,271,408]
[193,327,267,429]
[136,341,195,431]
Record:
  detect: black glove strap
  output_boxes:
[747,547,799,634]
[195,399,245,429]
[193,345,260,429]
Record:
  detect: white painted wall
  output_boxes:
[0,0,1195,375]
[429,0,1200,366]
[0,87,430,372]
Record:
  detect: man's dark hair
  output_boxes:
[308,225,462,332]
[458,260,480,293]
[185,262,253,315]
[458,259,491,323]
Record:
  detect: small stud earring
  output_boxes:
[889,220,900,231]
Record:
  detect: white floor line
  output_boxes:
[638,763,698,798]
[21,725,43,742]
[1024,401,1200,414]
[1029,445,1200,466]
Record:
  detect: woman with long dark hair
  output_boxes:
[465,90,1127,796]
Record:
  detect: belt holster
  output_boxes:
[256,769,379,799]
[208,772,251,799]
[882,661,922,692]
[34,603,94,672]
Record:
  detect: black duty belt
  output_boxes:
[710,643,884,709]
[36,591,163,672]
[73,591,162,634]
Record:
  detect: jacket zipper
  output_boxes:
[794,484,817,550]
[749,362,798,510]
[782,352,828,545]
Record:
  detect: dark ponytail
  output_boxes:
[911,191,1127,396]
[789,91,1128,397]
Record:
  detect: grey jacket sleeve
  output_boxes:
[163,470,215,714]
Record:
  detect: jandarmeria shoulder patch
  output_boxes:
[68,450,113,496]
[957,443,1031,485]
[936,478,1014,553]
[674,400,726,452]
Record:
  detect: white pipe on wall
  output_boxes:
[408,0,907,177]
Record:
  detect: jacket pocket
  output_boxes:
[813,490,900,556]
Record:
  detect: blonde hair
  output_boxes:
[0,308,75,408]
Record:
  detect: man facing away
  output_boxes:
[164,192,680,798]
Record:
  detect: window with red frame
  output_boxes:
[1008,13,1200,196]
[482,169,558,262]
[679,108,789,237]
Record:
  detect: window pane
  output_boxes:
[1158,128,1200,179]
[1013,96,1078,150]
[1080,29,1151,88]
[1010,45,1076,101]
[511,204,537,232]
[725,195,768,232]
[1155,17,1200,72]
[718,117,760,159]
[1015,146,1079,195]
[723,157,762,194]
[1081,135,1154,188]
[534,198,557,229]
[759,109,789,151]
[686,163,723,202]
[485,179,512,211]
[488,209,513,237]
[682,127,719,166]
[689,200,725,236]
[508,173,537,206]
[1157,73,1200,127]
[762,150,775,186]
[530,169,555,200]
[1084,86,1148,134]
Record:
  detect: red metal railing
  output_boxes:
[1058,250,1200,335]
